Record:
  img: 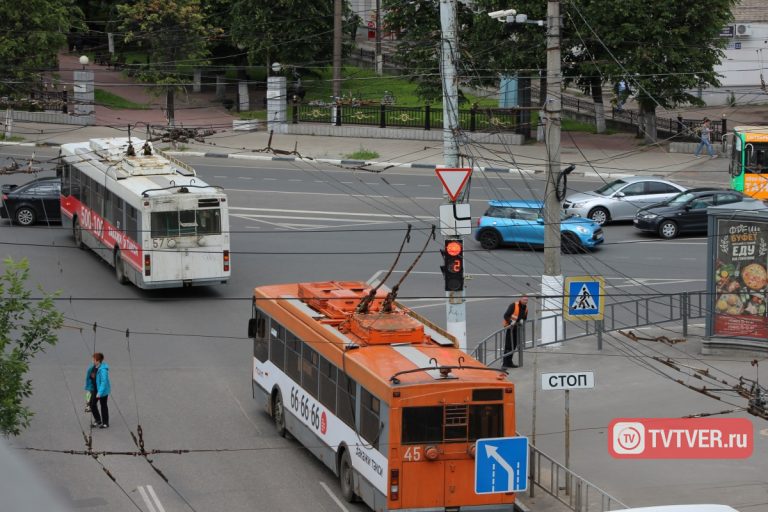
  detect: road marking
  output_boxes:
[137,485,165,512]
[289,179,302,182]
[417,184,430,187]
[237,177,253,180]
[230,206,433,220]
[263,177,278,181]
[137,486,156,512]
[214,175,227,178]
[613,240,707,245]
[225,187,489,201]
[146,486,166,512]
[341,181,354,184]
[319,481,350,512]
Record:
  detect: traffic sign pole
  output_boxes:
[436,168,472,351]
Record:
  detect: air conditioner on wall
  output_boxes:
[736,24,752,37]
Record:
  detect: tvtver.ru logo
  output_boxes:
[612,421,645,454]
[609,418,753,459]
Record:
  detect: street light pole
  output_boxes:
[541,0,564,342]
[332,0,342,100]
[439,0,466,350]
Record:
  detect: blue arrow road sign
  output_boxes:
[475,436,528,494]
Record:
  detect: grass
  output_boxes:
[238,111,267,121]
[0,134,24,142]
[95,89,149,110]
[344,148,380,160]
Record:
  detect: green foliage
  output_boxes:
[0,0,84,95]
[0,258,63,437]
[230,0,358,69]
[117,0,220,88]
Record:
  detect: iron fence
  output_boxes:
[472,290,708,367]
[529,443,628,512]
[294,103,526,133]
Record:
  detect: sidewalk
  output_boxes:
[508,323,767,511]
[57,53,236,128]
[2,118,732,188]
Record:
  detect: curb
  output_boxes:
[165,150,538,174]
[0,142,631,178]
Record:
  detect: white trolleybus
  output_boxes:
[58,137,230,288]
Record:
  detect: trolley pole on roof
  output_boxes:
[438,0,467,350]
[541,0,564,343]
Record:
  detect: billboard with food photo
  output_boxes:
[714,219,768,339]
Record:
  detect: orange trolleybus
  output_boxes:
[249,280,517,511]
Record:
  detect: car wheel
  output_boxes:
[561,232,583,254]
[659,220,678,239]
[272,389,287,437]
[587,207,609,225]
[114,250,128,285]
[339,450,357,502]
[14,206,36,226]
[479,229,502,250]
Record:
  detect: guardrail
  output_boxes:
[472,291,708,367]
[528,443,628,512]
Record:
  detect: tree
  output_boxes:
[230,0,358,74]
[0,0,84,95]
[565,0,735,142]
[0,258,63,437]
[117,0,220,125]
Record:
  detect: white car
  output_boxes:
[563,176,687,225]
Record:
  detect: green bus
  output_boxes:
[727,126,768,200]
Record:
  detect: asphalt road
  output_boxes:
[0,148,713,511]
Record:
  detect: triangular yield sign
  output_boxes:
[435,167,472,201]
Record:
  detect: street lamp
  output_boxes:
[271,62,282,74]
[79,55,89,69]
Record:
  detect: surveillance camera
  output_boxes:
[488,8,517,20]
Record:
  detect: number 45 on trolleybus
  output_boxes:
[57,138,230,288]
[249,281,517,511]
[726,126,768,200]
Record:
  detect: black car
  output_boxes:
[0,177,62,226]
[633,188,744,239]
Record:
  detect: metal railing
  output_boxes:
[528,442,628,512]
[472,291,708,366]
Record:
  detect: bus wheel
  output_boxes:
[272,390,287,437]
[114,250,128,285]
[339,450,356,502]
[73,220,84,249]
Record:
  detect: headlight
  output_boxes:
[637,212,658,219]
[570,202,587,208]
[575,226,590,234]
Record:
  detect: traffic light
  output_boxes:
[441,239,464,292]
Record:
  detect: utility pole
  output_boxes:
[332,0,342,100]
[375,0,383,75]
[541,0,563,342]
[439,0,466,350]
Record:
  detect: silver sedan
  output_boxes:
[562,176,687,225]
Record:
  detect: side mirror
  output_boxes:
[536,218,544,224]
[248,318,257,338]
[683,203,692,211]
[615,191,626,198]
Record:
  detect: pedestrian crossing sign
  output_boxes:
[564,276,605,320]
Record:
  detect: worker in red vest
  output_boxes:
[502,295,528,368]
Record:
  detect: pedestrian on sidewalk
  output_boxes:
[84,352,111,429]
[502,295,528,368]
[694,118,716,159]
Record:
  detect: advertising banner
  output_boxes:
[713,219,768,339]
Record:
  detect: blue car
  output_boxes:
[475,200,604,252]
